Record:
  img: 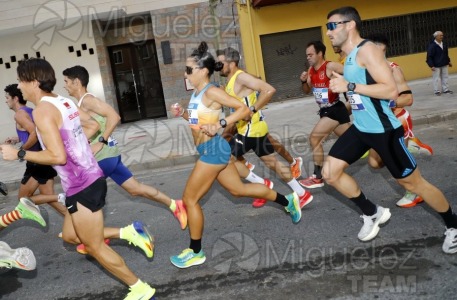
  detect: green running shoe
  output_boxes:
[16,198,46,227]
[285,192,301,224]
[170,248,206,269]
[121,221,154,258]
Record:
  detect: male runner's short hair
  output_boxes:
[63,65,89,87]
[17,58,56,93]
[307,41,326,57]
[4,84,26,105]
[327,6,362,32]
[217,47,241,66]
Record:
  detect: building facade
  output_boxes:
[0,0,241,140]
[237,0,456,100]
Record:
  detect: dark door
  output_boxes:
[260,27,322,101]
[108,40,166,122]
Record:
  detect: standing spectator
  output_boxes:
[426,31,453,96]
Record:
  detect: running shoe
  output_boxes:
[443,90,453,94]
[121,221,154,258]
[407,137,433,155]
[360,151,369,159]
[16,197,46,227]
[443,228,457,254]
[245,161,255,171]
[124,280,156,300]
[0,241,36,271]
[0,182,8,196]
[396,191,423,208]
[290,157,303,179]
[76,239,110,255]
[252,179,274,208]
[299,175,324,189]
[358,206,391,241]
[284,192,301,224]
[170,248,206,269]
[173,200,188,230]
[435,92,441,96]
[299,191,313,209]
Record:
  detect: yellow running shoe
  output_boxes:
[121,221,154,258]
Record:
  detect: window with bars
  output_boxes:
[361,7,457,58]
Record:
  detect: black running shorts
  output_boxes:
[328,125,417,179]
[229,133,275,158]
[319,101,351,124]
[21,162,57,185]
[65,178,107,214]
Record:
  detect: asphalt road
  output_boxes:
[1,120,456,300]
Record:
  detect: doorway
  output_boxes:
[108,40,166,122]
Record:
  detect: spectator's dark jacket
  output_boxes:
[426,41,451,68]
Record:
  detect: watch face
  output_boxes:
[18,149,26,159]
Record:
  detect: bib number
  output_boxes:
[313,88,329,104]
[348,92,365,110]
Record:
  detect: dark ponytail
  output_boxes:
[190,41,217,76]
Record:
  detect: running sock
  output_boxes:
[439,207,457,229]
[245,171,264,184]
[274,193,289,206]
[169,199,176,212]
[190,239,202,253]
[0,210,22,228]
[314,165,323,179]
[351,192,377,216]
[287,179,305,196]
[290,158,297,166]
[130,279,142,288]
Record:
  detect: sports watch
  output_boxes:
[17,148,26,162]
[98,136,108,145]
[249,106,257,113]
[219,119,227,128]
[347,82,357,92]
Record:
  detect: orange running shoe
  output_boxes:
[290,157,303,179]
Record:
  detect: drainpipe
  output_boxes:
[245,1,260,77]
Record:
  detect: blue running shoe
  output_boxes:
[170,248,206,269]
[285,192,301,224]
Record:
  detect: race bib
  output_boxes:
[187,103,199,125]
[348,92,365,110]
[107,135,118,147]
[313,87,329,104]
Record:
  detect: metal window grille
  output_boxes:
[361,7,457,57]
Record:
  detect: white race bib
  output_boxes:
[313,87,329,104]
[348,92,365,110]
[107,135,118,147]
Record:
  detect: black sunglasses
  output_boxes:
[326,20,350,31]
[185,66,200,75]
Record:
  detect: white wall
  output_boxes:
[0,20,104,142]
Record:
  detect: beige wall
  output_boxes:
[0,0,209,141]
[0,20,104,142]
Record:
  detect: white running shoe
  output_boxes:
[358,206,391,241]
[443,228,457,254]
[396,191,423,208]
[0,241,36,270]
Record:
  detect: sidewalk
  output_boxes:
[1,74,456,192]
